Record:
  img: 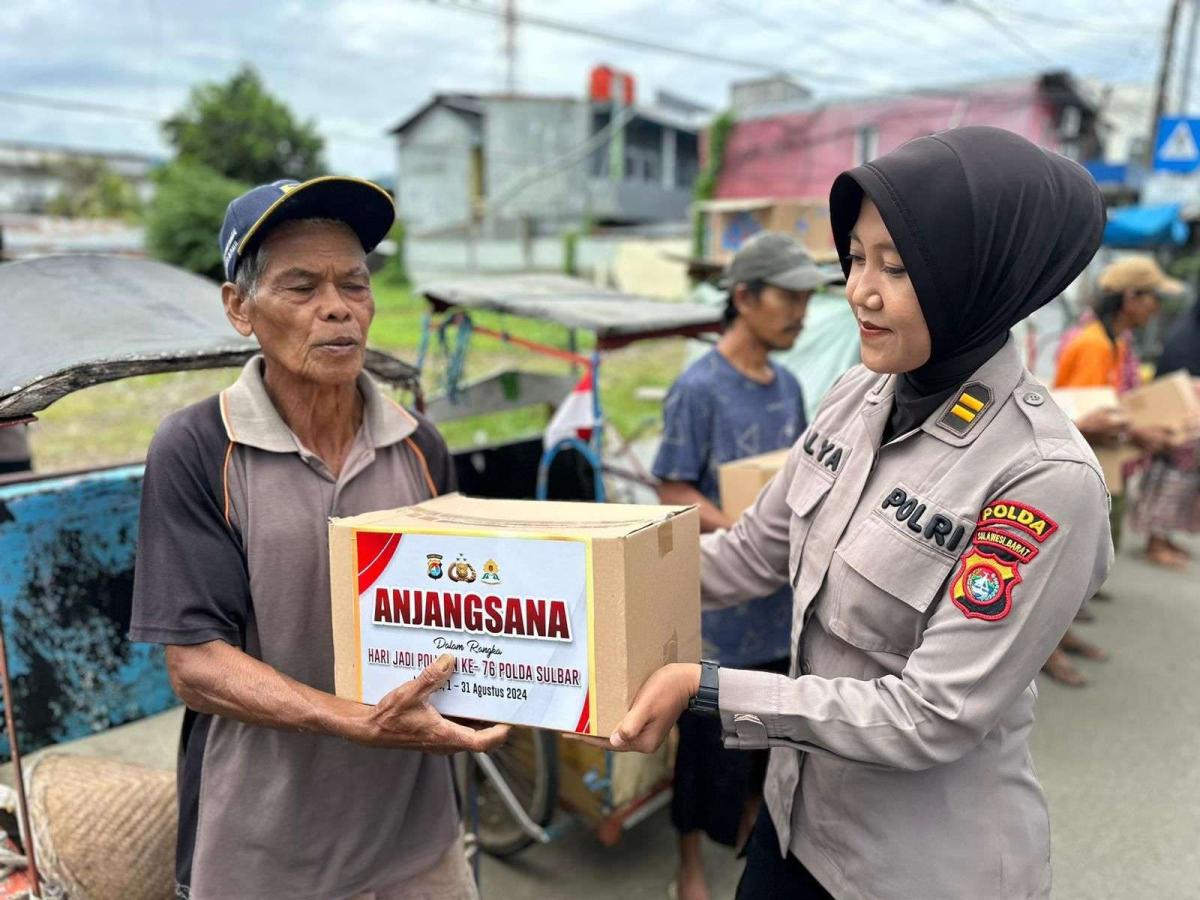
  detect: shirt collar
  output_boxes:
[219,355,419,453]
[862,373,895,405]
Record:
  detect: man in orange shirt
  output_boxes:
[1046,257,1180,684]
[1056,257,1175,392]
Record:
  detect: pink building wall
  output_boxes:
[715,81,1063,201]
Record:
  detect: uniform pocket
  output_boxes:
[786,471,834,585]
[828,514,958,655]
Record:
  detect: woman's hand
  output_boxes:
[606,663,702,754]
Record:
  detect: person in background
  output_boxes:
[1047,257,1182,685]
[652,232,837,900]
[1130,287,1200,567]
[1054,257,1184,543]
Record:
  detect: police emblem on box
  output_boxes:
[480,559,502,585]
[448,555,477,584]
[426,554,444,580]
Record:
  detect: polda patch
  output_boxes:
[950,500,1057,621]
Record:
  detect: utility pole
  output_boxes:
[503,0,517,95]
[1148,0,1185,167]
[1181,0,1200,114]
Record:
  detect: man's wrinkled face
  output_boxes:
[226,220,373,387]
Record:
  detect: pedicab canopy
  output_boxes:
[419,274,724,350]
[0,254,419,424]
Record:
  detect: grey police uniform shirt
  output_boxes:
[130,357,460,900]
[703,337,1113,900]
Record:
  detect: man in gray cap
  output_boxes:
[651,232,837,900]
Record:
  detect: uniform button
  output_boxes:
[1023,391,1045,407]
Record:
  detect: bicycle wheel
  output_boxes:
[470,727,558,858]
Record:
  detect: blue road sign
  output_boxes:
[1153,117,1200,173]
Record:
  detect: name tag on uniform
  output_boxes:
[801,427,851,475]
[874,484,972,557]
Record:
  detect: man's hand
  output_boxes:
[357,654,510,754]
[1130,424,1176,454]
[603,663,701,754]
[1075,407,1127,443]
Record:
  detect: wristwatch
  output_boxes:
[687,660,720,717]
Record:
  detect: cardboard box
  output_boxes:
[329,495,699,736]
[1049,387,1140,492]
[696,198,835,264]
[1120,370,1200,431]
[719,448,791,519]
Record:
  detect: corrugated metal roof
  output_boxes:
[419,274,722,343]
[0,255,418,422]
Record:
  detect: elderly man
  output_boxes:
[130,176,507,900]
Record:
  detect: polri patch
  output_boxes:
[949,499,1058,621]
[878,486,969,553]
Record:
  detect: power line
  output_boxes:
[932,0,1055,66]
[0,90,162,123]
[700,0,887,90]
[407,0,853,84]
[987,3,1158,36]
[829,0,1040,82]
[0,88,390,146]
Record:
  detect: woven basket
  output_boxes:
[26,754,176,900]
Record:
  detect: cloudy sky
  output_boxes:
[0,0,1183,178]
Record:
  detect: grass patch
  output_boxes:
[26,283,684,471]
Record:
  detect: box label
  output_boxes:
[353,530,594,733]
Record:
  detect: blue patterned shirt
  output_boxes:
[652,349,805,666]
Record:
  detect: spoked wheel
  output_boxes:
[463,727,558,858]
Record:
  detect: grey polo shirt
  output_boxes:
[130,356,459,900]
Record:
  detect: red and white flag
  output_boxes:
[544,371,596,449]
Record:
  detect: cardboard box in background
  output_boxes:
[719,448,791,520]
[329,495,699,736]
[1120,370,1200,431]
[696,198,835,264]
[1050,386,1141,492]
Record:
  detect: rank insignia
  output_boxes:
[949,498,1058,621]
[937,382,993,437]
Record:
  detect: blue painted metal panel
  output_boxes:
[0,466,177,756]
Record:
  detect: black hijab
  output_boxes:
[829,126,1105,439]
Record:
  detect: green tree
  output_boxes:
[47,159,143,220]
[145,162,247,280]
[692,110,734,259]
[163,65,325,184]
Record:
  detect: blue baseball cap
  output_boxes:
[218,176,395,282]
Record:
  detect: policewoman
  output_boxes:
[605,127,1114,899]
